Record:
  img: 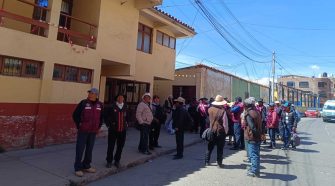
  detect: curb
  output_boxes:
[69,139,203,186]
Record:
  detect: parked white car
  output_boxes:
[322,100,335,122]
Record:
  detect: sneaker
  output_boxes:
[247,171,256,177]
[75,170,84,177]
[83,167,96,173]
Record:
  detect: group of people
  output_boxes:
[189,95,300,177]
[70,87,299,178]
[71,88,192,177]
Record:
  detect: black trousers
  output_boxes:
[138,125,150,152]
[74,131,96,171]
[199,117,207,138]
[206,131,226,164]
[106,130,126,163]
[149,122,161,147]
[175,130,184,156]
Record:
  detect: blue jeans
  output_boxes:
[247,141,261,174]
[74,131,96,171]
[282,125,292,148]
[233,123,244,148]
[268,128,277,147]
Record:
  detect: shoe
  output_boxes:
[267,145,273,149]
[217,163,224,168]
[205,162,210,166]
[154,145,162,148]
[83,167,96,173]
[281,147,288,150]
[149,146,154,150]
[240,147,245,150]
[230,147,239,150]
[227,142,233,146]
[243,159,250,163]
[262,141,267,145]
[114,162,120,168]
[247,171,256,177]
[142,151,152,155]
[75,170,84,177]
[173,156,183,160]
[106,162,113,168]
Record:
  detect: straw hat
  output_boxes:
[211,95,227,106]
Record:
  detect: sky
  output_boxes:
[157,0,335,85]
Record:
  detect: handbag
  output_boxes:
[291,132,300,146]
[202,128,214,141]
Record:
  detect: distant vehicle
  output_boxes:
[322,100,335,122]
[305,108,321,118]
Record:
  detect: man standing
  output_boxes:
[230,97,244,150]
[172,97,192,160]
[256,98,267,144]
[280,102,298,150]
[266,103,279,148]
[72,88,103,177]
[197,98,209,138]
[136,93,154,155]
[149,95,165,150]
[243,98,262,177]
[105,95,128,168]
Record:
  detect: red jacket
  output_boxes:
[72,99,104,133]
[266,110,279,129]
[231,102,244,123]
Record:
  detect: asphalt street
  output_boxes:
[88,118,335,186]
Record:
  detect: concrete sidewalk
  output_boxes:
[0,128,202,186]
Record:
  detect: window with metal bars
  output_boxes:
[0,56,42,78]
[53,64,92,83]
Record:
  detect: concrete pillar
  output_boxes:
[46,0,62,40]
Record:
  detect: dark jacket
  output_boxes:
[104,103,128,132]
[72,99,104,133]
[244,107,262,142]
[280,110,298,128]
[172,106,193,131]
[152,103,166,124]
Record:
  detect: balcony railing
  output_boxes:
[57,13,97,49]
[0,0,50,37]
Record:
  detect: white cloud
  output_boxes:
[253,77,272,86]
[310,65,320,70]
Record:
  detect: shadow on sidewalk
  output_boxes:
[259,172,297,181]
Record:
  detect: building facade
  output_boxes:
[154,64,270,104]
[0,0,195,150]
[278,75,334,107]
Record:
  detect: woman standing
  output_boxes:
[205,95,227,168]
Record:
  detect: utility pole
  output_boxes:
[271,51,276,102]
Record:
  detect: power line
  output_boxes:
[193,0,271,63]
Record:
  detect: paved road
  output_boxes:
[88,118,335,186]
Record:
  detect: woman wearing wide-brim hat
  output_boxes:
[205,95,228,168]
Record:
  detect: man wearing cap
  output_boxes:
[206,95,228,167]
[243,97,262,177]
[279,102,298,150]
[266,103,279,148]
[136,93,154,155]
[256,98,267,144]
[72,88,104,177]
[230,97,245,150]
[172,97,192,159]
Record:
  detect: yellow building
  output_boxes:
[0,0,195,150]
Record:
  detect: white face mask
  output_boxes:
[116,102,124,109]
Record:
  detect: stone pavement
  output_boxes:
[0,128,202,186]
